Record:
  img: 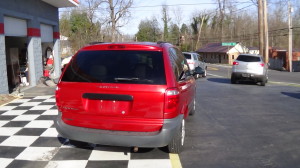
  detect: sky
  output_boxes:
[120,0,217,35]
[60,0,299,36]
[120,0,256,35]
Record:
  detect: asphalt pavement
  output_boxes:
[180,67,300,168]
[207,63,300,85]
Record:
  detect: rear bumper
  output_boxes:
[232,72,265,81]
[55,113,183,147]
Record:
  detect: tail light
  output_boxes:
[233,61,239,65]
[259,63,265,67]
[164,88,180,118]
[108,45,126,49]
[55,86,61,109]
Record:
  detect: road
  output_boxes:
[180,64,300,168]
[207,64,300,85]
[1,64,299,168]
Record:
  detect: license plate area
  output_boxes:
[242,73,250,77]
[82,93,133,116]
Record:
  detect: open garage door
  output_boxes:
[41,24,53,43]
[4,17,27,36]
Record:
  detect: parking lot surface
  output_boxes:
[0,96,173,168]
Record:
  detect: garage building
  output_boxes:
[0,0,79,94]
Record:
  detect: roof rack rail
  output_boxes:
[88,42,105,45]
[157,41,168,44]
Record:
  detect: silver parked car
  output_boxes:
[183,52,207,78]
[231,54,268,86]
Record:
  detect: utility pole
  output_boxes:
[258,0,264,57]
[288,1,293,72]
[263,0,269,63]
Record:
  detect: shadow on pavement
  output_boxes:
[281,92,300,99]
[207,78,230,84]
[207,78,259,86]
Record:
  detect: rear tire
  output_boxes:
[167,119,185,154]
[231,75,236,84]
[260,79,266,86]
[259,76,267,86]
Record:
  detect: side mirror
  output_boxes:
[194,67,205,76]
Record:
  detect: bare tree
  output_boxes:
[162,5,171,41]
[172,6,183,45]
[104,0,133,42]
[217,0,226,41]
[195,12,209,50]
[85,0,104,23]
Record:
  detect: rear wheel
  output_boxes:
[167,119,185,154]
[260,78,266,86]
[231,75,236,84]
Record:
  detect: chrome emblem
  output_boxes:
[98,86,120,89]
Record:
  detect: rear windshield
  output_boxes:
[236,55,261,62]
[183,53,191,59]
[61,50,166,85]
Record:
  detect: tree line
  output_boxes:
[60,0,300,54]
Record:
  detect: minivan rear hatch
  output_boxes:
[56,48,167,132]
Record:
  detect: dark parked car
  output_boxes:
[55,42,203,153]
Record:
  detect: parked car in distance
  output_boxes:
[231,54,268,86]
[183,52,207,78]
[55,42,203,154]
[61,55,73,69]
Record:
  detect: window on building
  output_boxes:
[232,55,234,59]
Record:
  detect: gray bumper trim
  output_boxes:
[55,113,183,147]
[232,72,265,81]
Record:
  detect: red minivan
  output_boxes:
[55,42,202,153]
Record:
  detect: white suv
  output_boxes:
[183,52,207,77]
[231,54,268,86]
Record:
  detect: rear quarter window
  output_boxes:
[170,48,191,81]
[61,50,166,85]
[183,53,191,59]
[237,55,261,62]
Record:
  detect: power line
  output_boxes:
[130,1,253,9]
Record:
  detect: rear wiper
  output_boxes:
[114,77,139,81]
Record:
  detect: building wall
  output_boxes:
[200,44,248,65]
[202,53,227,64]
[0,0,61,93]
[228,52,240,65]
[201,52,239,65]
[0,0,58,25]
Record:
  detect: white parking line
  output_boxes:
[207,64,231,68]
[207,73,226,78]
[269,81,300,87]
[207,73,300,87]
